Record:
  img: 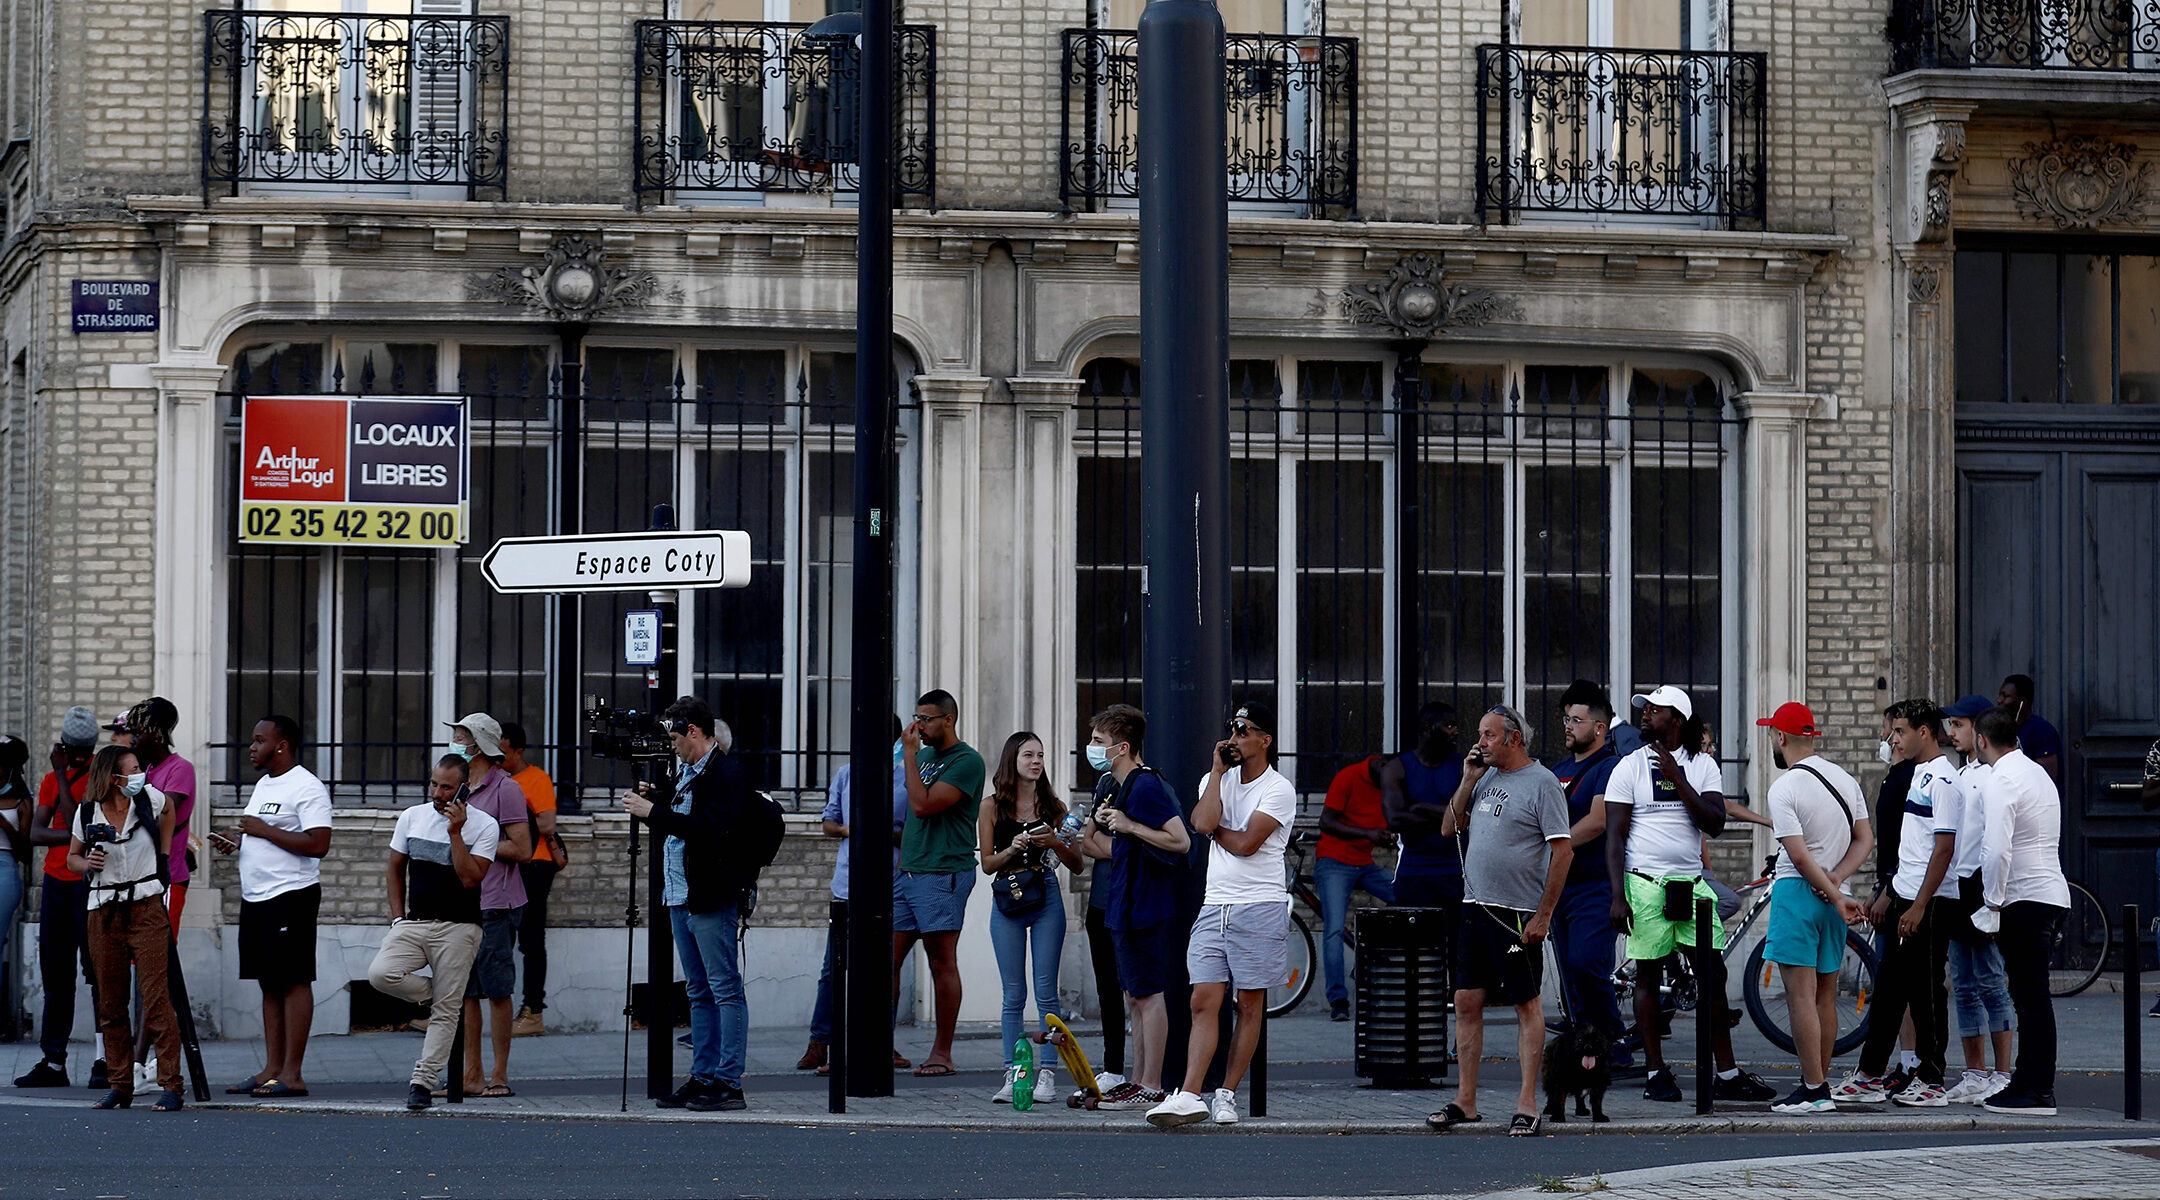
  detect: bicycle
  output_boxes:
[1612,856,1879,1057]
[2048,881,2110,998]
[1268,832,1328,1017]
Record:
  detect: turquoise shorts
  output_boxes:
[1763,877,1846,975]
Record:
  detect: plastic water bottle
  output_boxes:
[1010,1037,1036,1111]
[1057,803,1091,845]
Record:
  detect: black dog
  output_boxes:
[1541,1024,1612,1123]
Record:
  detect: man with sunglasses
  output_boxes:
[1603,685,1776,1105]
[1425,705,1572,1136]
[1147,704,1296,1128]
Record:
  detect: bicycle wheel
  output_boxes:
[1743,931,1877,1057]
[1266,909,1318,1017]
[2049,882,2110,998]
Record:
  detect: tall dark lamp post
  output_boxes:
[804,1,895,1110]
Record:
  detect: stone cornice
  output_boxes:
[1885,67,2160,115]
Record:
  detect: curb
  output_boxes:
[0,1092,2132,1136]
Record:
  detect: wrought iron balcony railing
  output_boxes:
[1060,28,1357,212]
[1890,0,2160,72]
[202,7,509,197]
[1476,44,1766,227]
[632,20,936,204]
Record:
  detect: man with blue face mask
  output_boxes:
[443,712,530,1098]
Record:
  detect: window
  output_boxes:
[1956,248,2160,407]
[1073,353,1735,798]
[219,335,905,806]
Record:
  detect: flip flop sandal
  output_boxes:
[225,1076,265,1095]
[251,1081,309,1098]
[479,1084,516,1098]
[892,1052,912,1069]
[911,1062,956,1078]
[1508,1113,1541,1137]
[1426,1103,1481,1131]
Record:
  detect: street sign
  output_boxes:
[624,610,662,666]
[239,395,469,546]
[480,530,752,595]
[72,280,158,333]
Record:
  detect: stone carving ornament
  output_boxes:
[468,233,663,322]
[2009,135,2152,231]
[1324,253,1522,339]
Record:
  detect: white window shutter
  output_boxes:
[411,0,474,184]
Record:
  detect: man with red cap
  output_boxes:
[1753,703,1872,1114]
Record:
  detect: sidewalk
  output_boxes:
[1471,1136,2160,1199]
[4,998,2150,1133]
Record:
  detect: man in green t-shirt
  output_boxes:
[891,688,984,1077]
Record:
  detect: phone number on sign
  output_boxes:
[240,502,465,546]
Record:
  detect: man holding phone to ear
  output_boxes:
[1604,686,1775,1105]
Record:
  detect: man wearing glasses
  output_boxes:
[892,689,986,1078]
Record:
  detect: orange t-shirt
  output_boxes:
[39,769,90,881]
[512,764,559,864]
[1318,756,1388,867]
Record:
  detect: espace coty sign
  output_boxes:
[239,396,469,546]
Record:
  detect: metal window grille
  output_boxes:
[1891,0,2160,72]
[202,7,510,197]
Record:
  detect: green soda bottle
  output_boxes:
[1010,1037,1036,1111]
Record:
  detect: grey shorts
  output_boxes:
[1186,901,1290,990]
[465,906,522,1000]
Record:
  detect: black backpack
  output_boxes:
[740,789,786,874]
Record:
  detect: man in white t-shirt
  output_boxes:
[211,715,333,1099]
[1603,685,1775,1105]
[1147,702,1296,1130]
[1753,703,1872,1115]
[1941,693,2016,1104]
[1837,699,1961,1107]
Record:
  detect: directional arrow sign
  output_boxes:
[480,530,752,595]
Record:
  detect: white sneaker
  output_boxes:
[1891,1078,1950,1107]
[991,1076,1015,1104]
[1032,1068,1057,1105]
[1981,1072,2012,1101]
[1830,1071,1891,1104]
[1942,1070,1994,1104]
[1146,1088,1210,1129]
[134,1057,158,1091]
[1094,1070,1129,1093]
[1211,1088,1239,1125]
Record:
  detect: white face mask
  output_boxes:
[1876,739,1895,766]
[121,772,147,797]
[1086,744,1115,771]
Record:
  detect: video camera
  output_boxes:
[583,696,674,763]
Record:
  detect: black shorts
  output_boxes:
[1456,904,1541,1006]
[465,907,523,1000]
[238,885,320,987]
[1112,920,1175,1000]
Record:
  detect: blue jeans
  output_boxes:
[989,882,1066,1064]
[1550,878,1627,1039]
[0,863,20,994]
[1314,858,1394,1007]
[671,904,747,1088]
[1948,935,2015,1039]
[809,899,843,1045]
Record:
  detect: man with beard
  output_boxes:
[1604,686,1775,1105]
[1547,682,1631,1073]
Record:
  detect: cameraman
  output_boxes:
[620,696,755,1113]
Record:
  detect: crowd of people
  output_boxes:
[0,671,2095,1128]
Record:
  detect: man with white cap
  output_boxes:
[446,712,531,1097]
[1603,685,1776,1104]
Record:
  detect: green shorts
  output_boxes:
[1622,873,1728,962]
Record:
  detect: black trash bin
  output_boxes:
[1353,906,1451,1085]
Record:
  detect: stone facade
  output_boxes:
[11,0,2150,1034]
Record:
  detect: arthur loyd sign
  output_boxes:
[239,396,469,546]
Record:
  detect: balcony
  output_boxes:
[632,20,936,206]
[1060,28,1357,213]
[1891,0,2160,72]
[1476,44,1766,228]
[202,8,509,198]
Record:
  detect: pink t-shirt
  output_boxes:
[146,754,198,884]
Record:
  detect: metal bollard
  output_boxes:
[1695,897,1714,1116]
[449,1015,466,1104]
[2126,904,2142,1122]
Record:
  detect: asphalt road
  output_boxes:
[1,1107,2146,1199]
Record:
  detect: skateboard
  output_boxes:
[1042,1014,1102,1110]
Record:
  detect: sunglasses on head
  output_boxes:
[1485,706,1523,733]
